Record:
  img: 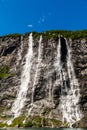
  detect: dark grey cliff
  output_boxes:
[0,33,87,128]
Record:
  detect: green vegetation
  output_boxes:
[8,116,42,128]
[0,33,21,38]
[0,65,14,79]
[24,119,33,127]
[0,66,10,79]
[0,115,66,128]
[1,30,87,40]
[51,118,63,126]
[0,122,7,128]
[28,30,87,40]
[24,30,87,40]
[32,116,42,127]
[4,115,65,128]
[9,116,26,127]
[41,30,87,40]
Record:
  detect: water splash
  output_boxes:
[11,33,33,118]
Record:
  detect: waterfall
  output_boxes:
[28,36,43,115]
[54,36,63,87]
[31,35,42,104]
[11,33,33,118]
[7,34,82,127]
[58,37,82,127]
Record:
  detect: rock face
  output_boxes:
[0,33,87,128]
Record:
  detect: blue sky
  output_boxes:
[0,0,87,35]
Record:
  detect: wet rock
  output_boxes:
[0,34,87,128]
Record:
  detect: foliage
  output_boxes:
[41,30,87,40]
[24,119,32,127]
[0,30,87,40]
[0,122,7,128]
[9,116,26,127]
[1,33,21,38]
[24,30,87,40]
[0,115,69,128]
[0,66,10,79]
[32,116,42,127]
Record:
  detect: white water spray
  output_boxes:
[54,36,63,88]
[31,35,43,104]
[28,36,43,115]
[58,37,82,127]
[11,33,33,118]
[7,34,82,127]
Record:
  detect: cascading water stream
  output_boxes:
[58,37,82,127]
[54,36,63,90]
[28,36,43,115]
[7,34,82,127]
[11,33,33,118]
[7,36,24,125]
[31,35,43,104]
[47,36,62,128]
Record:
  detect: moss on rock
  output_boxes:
[9,116,26,127]
[0,122,7,128]
[2,115,65,128]
[0,66,12,79]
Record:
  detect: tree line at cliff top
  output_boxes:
[1,30,87,40]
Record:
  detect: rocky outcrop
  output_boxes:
[0,32,87,128]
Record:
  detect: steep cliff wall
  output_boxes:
[0,32,87,128]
